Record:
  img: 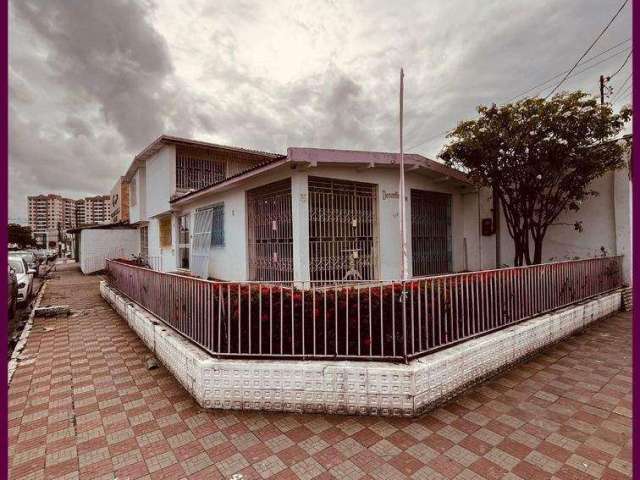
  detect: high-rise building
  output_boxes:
[82,195,112,225]
[28,194,77,231]
[28,193,112,248]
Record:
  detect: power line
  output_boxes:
[609,50,632,78]
[535,47,629,98]
[611,74,632,103]
[506,39,630,102]
[544,0,628,99]
[406,46,630,151]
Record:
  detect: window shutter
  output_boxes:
[159,216,172,248]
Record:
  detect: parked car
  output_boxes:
[8,255,35,305]
[8,264,17,319]
[11,251,39,276]
[32,249,47,263]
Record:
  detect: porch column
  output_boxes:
[613,167,632,285]
[291,172,310,285]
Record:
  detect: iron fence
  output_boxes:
[105,256,623,362]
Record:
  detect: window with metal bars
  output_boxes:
[247,179,293,282]
[410,189,452,276]
[176,146,226,191]
[211,204,224,247]
[308,177,378,282]
[177,214,190,270]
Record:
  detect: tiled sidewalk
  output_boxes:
[8,264,632,479]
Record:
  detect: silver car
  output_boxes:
[8,264,17,319]
[12,251,39,275]
[8,255,35,305]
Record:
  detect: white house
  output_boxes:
[124,135,632,284]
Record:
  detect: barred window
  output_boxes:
[177,214,190,270]
[211,204,224,247]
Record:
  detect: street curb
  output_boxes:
[8,281,47,385]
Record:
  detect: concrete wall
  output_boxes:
[102,279,622,416]
[146,145,176,218]
[129,167,146,224]
[481,165,631,284]
[79,229,139,274]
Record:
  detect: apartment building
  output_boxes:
[28,194,78,248]
[110,176,130,223]
[28,193,112,248]
[82,195,112,225]
[28,194,77,231]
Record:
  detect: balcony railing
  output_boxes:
[105,256,623,362]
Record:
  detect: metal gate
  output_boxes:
[309,177,378,282]
[247,179,293,281]
[411,189,452,276]
[190,207,214,279]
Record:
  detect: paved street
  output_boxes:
[8,264,632,480]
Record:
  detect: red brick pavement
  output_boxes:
[8,264,632,479]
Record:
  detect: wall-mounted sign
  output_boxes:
[383,190,399,200]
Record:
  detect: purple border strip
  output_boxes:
[1,0,8,477]
[633,0,639,477]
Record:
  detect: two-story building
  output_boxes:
[124,135,284,272]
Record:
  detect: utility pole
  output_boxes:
[399,68,408,281]
[599,75,605,105]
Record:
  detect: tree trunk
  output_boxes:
[513,231,526,266]
[532,235,544,265]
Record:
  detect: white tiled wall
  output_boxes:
[101,281,622,417]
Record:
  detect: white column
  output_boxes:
[613,167,632,285]
[291,172,310,285]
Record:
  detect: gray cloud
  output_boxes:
[9,0,632,221]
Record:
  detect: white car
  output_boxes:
[8,255,35,305]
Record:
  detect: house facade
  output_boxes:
[123,135,632,285]
[124,135,283,272]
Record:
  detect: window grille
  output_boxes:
[211,204,224,247]
[247,179,293,281]
[177,214,190,270]
[410,189,452,276]
[308,177,378,282]
[176,146,226,191]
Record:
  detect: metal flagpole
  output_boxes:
[399,68,408,281]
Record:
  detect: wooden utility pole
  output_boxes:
[600,75,606,105]
[399,68,408,281]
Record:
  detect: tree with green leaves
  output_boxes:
[439,91,631,266]
[8,223,35,248]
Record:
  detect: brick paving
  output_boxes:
[8,264,632,479]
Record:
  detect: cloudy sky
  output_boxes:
[8,0,632,221]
